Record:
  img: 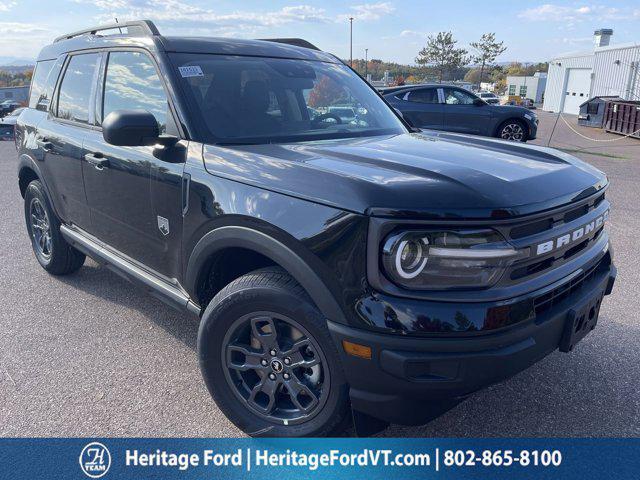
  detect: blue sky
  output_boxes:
[0,1,639,64]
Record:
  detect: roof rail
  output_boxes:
[258,38,320,51]
[53,20,160,43]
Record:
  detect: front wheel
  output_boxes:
[497,119,528,142]
[198,268,350,437]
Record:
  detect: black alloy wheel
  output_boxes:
[223,312,330,425]
[29,197,52,263]
[198,267,351,437]
[499,120,527,142]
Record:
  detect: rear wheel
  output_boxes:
[198,267,350,437]
[24,180,85,275]
[497,119,528,142]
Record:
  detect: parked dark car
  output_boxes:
[0,100,22,117]
[0,107,25,140]
[477,91,500,104]
[17,21,615,437]
[384,84,538,141]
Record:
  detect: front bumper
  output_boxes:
[526,116,538,140]
[328,260,616,426]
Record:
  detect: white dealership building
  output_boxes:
[543,29,640,115]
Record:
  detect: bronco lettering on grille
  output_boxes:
[535,210,609,256]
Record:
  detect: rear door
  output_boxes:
[393,88,443,130]
[441,87,492,135]
[35,52,101,229]
[82,49,185,279]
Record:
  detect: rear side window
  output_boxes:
[407,88,439,104]
[57,53,100,124]
[102,51,168,132]
[28,60,55,109]
[442,88,476,105]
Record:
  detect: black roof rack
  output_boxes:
[53,20,160,43]
[258,38,320,51]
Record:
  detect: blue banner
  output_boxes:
[1,438,638,479]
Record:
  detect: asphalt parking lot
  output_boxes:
[1,111,639,437]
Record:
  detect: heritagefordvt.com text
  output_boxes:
[126,449,433,472]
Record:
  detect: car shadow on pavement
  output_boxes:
[55,259,200,352]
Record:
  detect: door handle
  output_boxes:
[84,152,109,170]
[36,138,53,151]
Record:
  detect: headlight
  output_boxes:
[381,229,525,290]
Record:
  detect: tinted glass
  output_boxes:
[408,88,438,104]
[103,51,168,132]
[57,54,100,123]
[172,54,406,144]
[28,60,55,109]
[442,88,476,105]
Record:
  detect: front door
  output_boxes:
[441,87,493,135]
[82,50,185,279]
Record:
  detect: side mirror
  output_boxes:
[473,98,486,106]
[103,110,162,147]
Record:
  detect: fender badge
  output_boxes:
[157,216,170,236]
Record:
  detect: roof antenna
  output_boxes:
[114,17,123,35]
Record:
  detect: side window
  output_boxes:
[442,88,475,105]
[28,60,55,108]
[57,53,100,123]
[407,88,438,104]
[103,51,168,132]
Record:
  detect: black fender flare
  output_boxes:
[18,153,63,217]
[185,225,348,325]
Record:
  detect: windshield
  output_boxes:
[171,54,406,144]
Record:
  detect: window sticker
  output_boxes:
[178,65,204,78]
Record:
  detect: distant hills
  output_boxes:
[0,56,35,66]
[0,57,35,74]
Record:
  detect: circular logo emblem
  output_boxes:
[79,442,111,478]
[270,359,284,373]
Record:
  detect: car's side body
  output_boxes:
[384,84,537,140]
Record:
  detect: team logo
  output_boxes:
[79,442,111,478]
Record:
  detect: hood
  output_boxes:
[202,132,607,219]
[490,104,532,114]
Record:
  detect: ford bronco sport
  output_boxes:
[17,21,616,437]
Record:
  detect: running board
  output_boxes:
[60,225,201,316]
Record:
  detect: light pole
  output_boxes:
[365,48,368,79]
[349,17,354,67]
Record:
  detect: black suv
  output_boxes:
[17,21,615,437]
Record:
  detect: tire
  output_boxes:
[497,119,528,142]
[24,180,85,275]
[198,267,351,437]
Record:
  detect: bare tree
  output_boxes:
[470,33,507,88]
[415,32,469,82]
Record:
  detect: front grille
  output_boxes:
[507,192,604,241]
[533,255,607,317]
[502,191,608,284]
[510,227,604,280]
